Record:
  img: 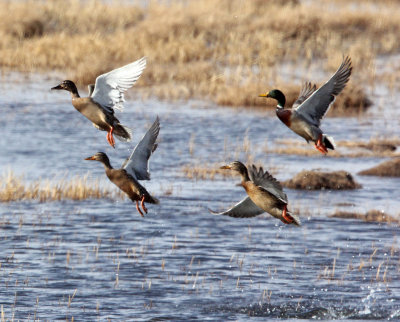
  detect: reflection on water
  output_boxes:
[0,72,399,320]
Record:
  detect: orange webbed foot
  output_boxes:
[136,200,144,217]
[314,144,328,154]
[140,196,148,214]
[281,205,294,224]
[107,127,115,148]
[315,135,328,154]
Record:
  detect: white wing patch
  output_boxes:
[91,57,147,111]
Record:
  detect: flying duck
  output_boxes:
[85,116,160,216]
[259,56,352,154]
[52,57,147,148]
[211,161,300,226]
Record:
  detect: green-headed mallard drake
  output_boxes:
[259,56,352,154]
[52,57,146,148]
[85,116,160,216]
[211,161,300,226]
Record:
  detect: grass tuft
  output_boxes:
[181,164,234,180]
[0,171,120,202]
[181,162,279,180]
[267,137,400,158]
[330,210,399,224]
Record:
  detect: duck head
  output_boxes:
[220,161,250,182]
[85,152,112,168]
[259,89,286,109]
[51,80,80,97]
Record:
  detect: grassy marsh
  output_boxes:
[2,0,400,110]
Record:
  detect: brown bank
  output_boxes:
[283,170,361,190]
[359,158,400,177]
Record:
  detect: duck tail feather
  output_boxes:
[148,195,159,204]
[114,123,132,142]
[323,135,336,150]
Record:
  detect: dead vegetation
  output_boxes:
[283,170,361,190]
[2,0,398,110]
[358,158,400,177]
[267,138,400,158]
[0,171,120,202]
[181,164,233,181]
[181,162,279,181]
[339,138,400,153]
[330,210,399,224]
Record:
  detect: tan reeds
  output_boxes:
[267,138,400,158]
[181,162,279,181]
[0,171,119,202]
[330,210,399,225]
[181,164,233,180]
[2,0,398,109]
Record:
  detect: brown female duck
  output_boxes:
[52,57,146,148]
[259,56,352,154]
[213,161,300,226]
[85,117,160,216]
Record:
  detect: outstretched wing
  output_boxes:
[91,57,147,111]
[292,82,317,109]
[209,197,264,218]
[295,56,352,125]
[248,165,288,203]
[122,116,160,180]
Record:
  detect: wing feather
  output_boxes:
[248,165,288,203]
[292,82,317,109]
[209,197,264,218]
[122,116,160,180]
[91,57,147,111]
[295,56,352,125]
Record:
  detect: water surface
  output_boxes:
[0,72,399,320]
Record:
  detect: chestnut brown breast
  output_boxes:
[276,109,292,127]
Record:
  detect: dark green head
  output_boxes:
[51,80,79,97]
[259,89,286,108]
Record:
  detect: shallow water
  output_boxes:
[0,72,399,320]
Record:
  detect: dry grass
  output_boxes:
[330,210,399,224]
[2,0,398,110]
[181,164,233,181]
[0,171,120,202]
[283,170,361,190]
[267,138,400,158]
[358,158,400,177]
[181,162,279,181]
[339,138,400,153]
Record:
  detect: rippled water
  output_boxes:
[0,72,399,320]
